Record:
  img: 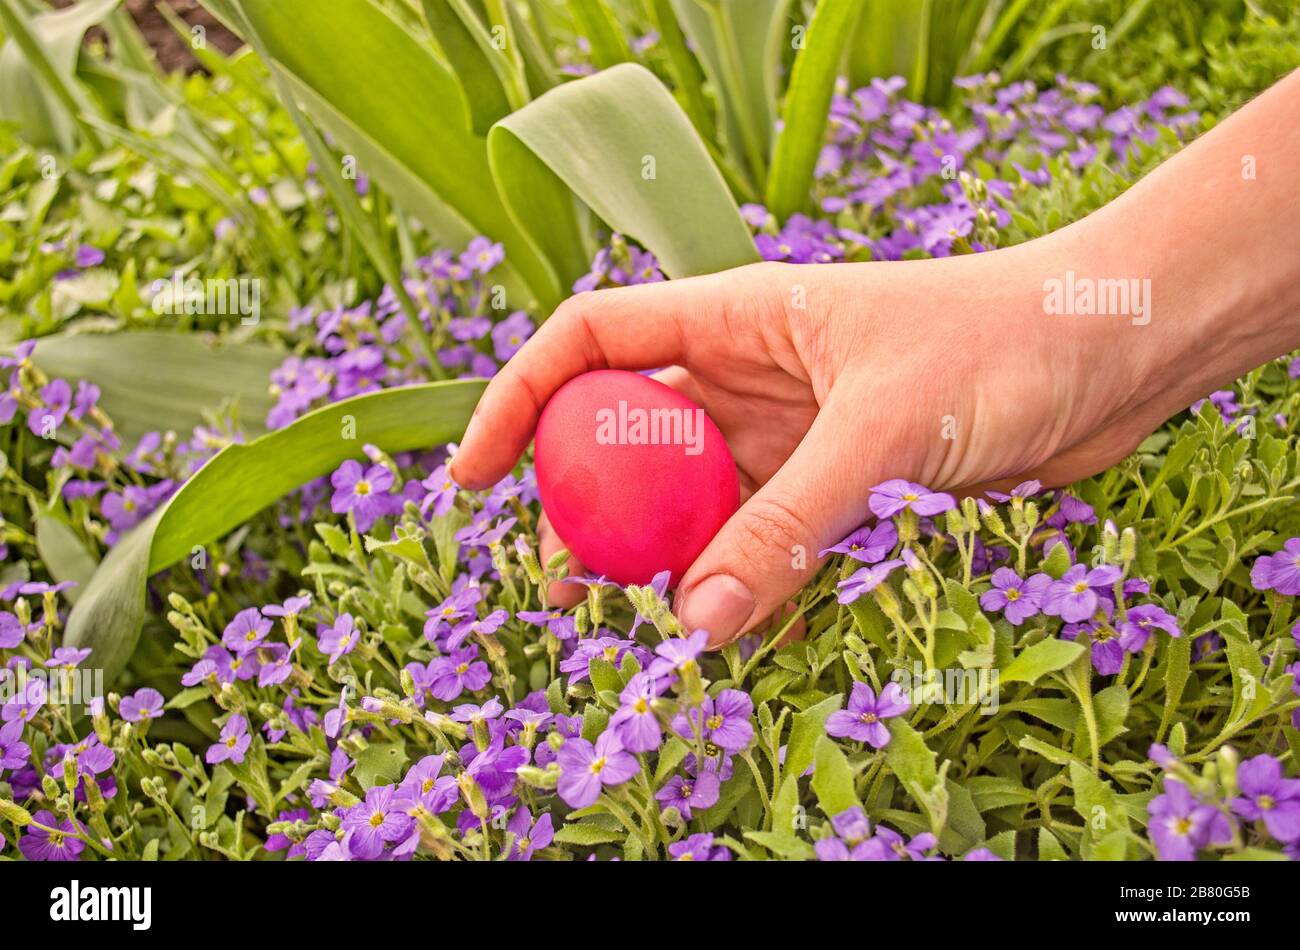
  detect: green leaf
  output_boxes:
[420,0,513,134]
[744,830,814,860]
[765,0,865,219]
[31,330,285,444]
[553,821,626,846]
[1041,539,1073,579]
[230,0,558,308]
[1073,684,1130,759]
[353,740,409,789]
[784,693,841,778]
[64,380,485,680]
[34,511,98,603]
[566,0,632,69]
[884,717,947,833]
[1158,630,1192,740]
[489,63,759,284]
[999,638,1085,685]
[1038,827,1070,860]
[0,0,119,150]
[587,656,623,697]
[810,734,858,816]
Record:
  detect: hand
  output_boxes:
[452,69,1300,648]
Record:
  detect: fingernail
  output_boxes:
[679,575,756,648]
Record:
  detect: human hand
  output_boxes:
[452,68,1300,649]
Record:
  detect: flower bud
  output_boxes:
[457,771,489,820]
[515,765,559,790]
[0,799,31,826]
[1120,527,1137,565]
[545,548,571,571]
[981,505,1006,537]
[515,537,544,584]
[574,605,590,636]
[1023,501,1040,531]
[1216,746,1239,797]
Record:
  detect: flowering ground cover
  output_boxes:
[1,0,1299,866]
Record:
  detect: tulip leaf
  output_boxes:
[225,0,559,310]
[766,0,866,219]
[31,330,286,445]
[64,380,486,681]
[490,63,759,284]
[0,0,119,150]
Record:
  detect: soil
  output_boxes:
[52,0,244,73]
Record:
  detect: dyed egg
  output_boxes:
[534,369,740,586]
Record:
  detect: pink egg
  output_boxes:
[534,370,740,586]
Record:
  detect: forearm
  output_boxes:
[1054,67,1300,416]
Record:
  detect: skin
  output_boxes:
[453,68,1300,649]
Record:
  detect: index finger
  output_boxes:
[450,275,707,489]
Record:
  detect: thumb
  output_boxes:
[675,389,898,648]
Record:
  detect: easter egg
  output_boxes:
[534,369,740,586]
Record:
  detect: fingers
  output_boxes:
[675,388,896,648]
[450,276,717,490]
[537,511,586,609]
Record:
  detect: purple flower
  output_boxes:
[962,848,1002,861]
[424,585,482,642]
[985,480,1042,502]
[460,236,504,275]
[119,688,164,723]
[329,459,394,532]
[222,607,273,655]
[74,244,104,268]
[1231,754,1300,843]
[449,697,503,725]
[45,646,92,671]
[506,806,555,860]
[1148,779,1233,861]
[0,718,31,773]
[556,731,639,808]
[630,570,671,637]
[515,608,578,641]
[1117,603,1181,652]
[647,629,708,678]
[654,770,720,819]
[28,378,71,437]
[317,613,359,664]
[819,520,898,563]
[263,594,312,619]
[868,479,957,518]
[420,464,459,517]
[1042,563,1121,622]
[447,607,508,651]
[668,832,730,861]
[980,569,1050,625]
[609,672,666,752]
[342,785,413,859]
[1061,621,1125,676]
[206,715,252,765]
[0,611,23,649]
[1251,538,1300,595]
[836,559,904,604]
[825,681,910,748]
[427,646,491,701]
[672,689,754,752]
[19,811,85,861]
[490,311,535,361]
